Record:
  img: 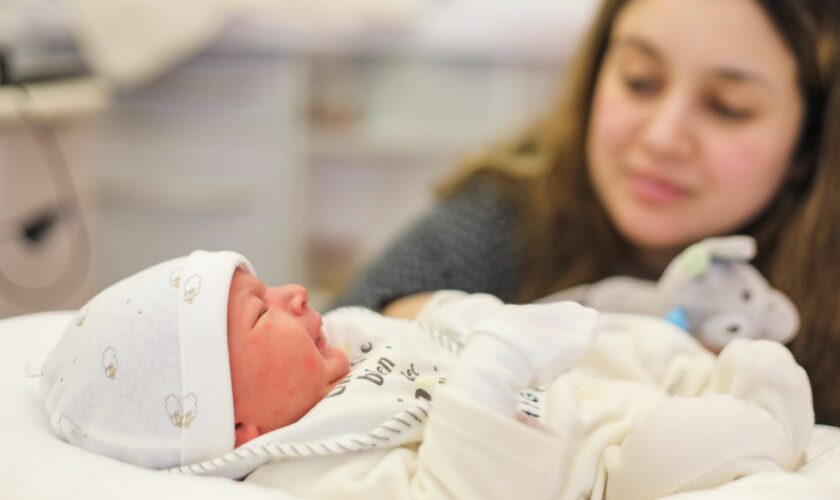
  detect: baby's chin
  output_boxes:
[325,347,351,387]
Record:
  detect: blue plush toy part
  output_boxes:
[665,306,691,332]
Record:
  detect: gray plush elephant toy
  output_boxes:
[539,236,800,352]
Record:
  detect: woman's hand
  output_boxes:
[382,292,436,319]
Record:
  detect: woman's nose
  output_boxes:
[641,91,694,159]
[265,284,308,315]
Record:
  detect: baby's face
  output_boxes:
[226,268,350,446]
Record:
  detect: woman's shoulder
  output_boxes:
[425,174,532,244]
[440,174,520,212]
[329,176,528,310]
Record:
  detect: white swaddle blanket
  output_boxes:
[207,296,813,499]
[171,307,460,478]
[417,294,814,499]
[172,306,561,479]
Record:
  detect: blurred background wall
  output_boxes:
[0,0,598,317]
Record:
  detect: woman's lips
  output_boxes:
[628,172,692,205]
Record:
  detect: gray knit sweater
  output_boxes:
[330,180,524,311]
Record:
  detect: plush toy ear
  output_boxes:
[702,235,756,262]
[658,243,712,299]
[676,244,712,278]
[657,235,757,304]
[761,289,800,344]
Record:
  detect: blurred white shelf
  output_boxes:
[0,1,598,308]
[216,0,598,65]
[0,78,109,126]
[96,172,258,213]
[309,132,476,163]
[84,6,586,299]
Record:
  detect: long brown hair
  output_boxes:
[441,0,839,424]
[776,31,840,425]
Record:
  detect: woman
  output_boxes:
[334,0,839,425]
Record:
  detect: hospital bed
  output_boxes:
[3,311,840,499]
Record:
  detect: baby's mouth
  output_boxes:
[313,315,326,348]
[314,329,330,357]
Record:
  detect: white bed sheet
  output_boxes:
[2,311,840,500]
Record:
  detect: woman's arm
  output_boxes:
[382,292,435,319]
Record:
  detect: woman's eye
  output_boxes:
[708,99,754,121]
[623,76,660,96]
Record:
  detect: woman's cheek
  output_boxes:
[703,135,792,229]
[590,88,641,160]
[705,135,781,189]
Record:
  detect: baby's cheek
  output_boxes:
[258,357,300,402]
[302,354,319,373]
[248,341,299,393]
[270,349,322,389]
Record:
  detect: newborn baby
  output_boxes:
[38,250,813,499]
[38,250,596,483]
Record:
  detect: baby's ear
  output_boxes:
[234,422,260,447]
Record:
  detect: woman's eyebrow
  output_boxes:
[615,34,772,93]
[712,68,771,90]
[612,35,663,63]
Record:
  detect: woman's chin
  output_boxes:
[613,212,696,252]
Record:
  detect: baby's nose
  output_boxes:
[268,284,308,314]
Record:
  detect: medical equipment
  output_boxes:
[0,50,92,311]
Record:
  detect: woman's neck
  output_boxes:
[615,246,681,281]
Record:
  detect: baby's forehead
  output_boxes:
[228,267,266,311]
[227,268,264,334]
[229,268,265,303]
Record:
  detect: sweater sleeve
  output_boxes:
[330,179,524,311]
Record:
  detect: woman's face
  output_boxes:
[587,0,804,260]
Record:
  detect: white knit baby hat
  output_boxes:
[40,250,253,469]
